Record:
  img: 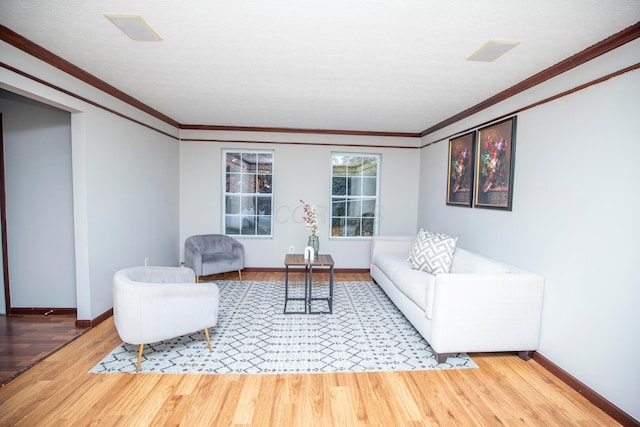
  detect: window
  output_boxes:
[223,150,273,236]
[331,153,380,238]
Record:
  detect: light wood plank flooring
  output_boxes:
[0,272,618,426]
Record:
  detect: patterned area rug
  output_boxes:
[91,281,477,374]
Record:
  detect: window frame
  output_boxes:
[329,152,381,240]
[221,149,275,238]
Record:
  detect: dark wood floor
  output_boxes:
[0,313,88,385]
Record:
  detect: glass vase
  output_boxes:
[307,235,319,256]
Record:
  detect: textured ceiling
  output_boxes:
[1,1,639,134]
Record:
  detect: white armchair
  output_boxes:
[112,266,220,372]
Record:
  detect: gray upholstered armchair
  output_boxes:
[184,234,245,282]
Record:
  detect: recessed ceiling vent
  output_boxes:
[104,14,162,41]
[467,40,519,62]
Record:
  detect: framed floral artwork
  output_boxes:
[446,131,476,207]
[474,116,517,210]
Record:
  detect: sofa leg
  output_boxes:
[435,353,448,364]
[518,350,534,361]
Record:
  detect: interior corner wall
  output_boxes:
[179,132,420,268]
[1,41,182,321]
[418,45,640,419]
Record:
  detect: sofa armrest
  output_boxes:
[370,235,415,263]
[429,273,544,354]
[184,239,203,275]
[231,241,245,267]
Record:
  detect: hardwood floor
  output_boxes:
[0,313,88,385]
[0,272,619,426]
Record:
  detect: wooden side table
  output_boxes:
[283,254,334,314]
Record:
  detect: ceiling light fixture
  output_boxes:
[467,40,519,62]
[104,14,162,41]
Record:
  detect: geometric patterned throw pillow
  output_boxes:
[407,228,439,266]
[407,228,430,265]
[408,229,457,274]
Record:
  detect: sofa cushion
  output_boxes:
[374,251,412,278]
[391,268,435,312]
[408,230,457,274]
[450,248,511,274]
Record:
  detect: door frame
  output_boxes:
[1,114,12,314]
[0,110,78,316]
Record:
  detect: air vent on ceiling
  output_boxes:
[467,40,519,62]
[104,14,162,41]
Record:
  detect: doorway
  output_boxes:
[0,90,76,315]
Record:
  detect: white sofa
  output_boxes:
[370,235,544,363]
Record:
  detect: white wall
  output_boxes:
[82,111,181,318]
[1,40,181,320]
[419,41,640,420]
[0,90,76,310]
[179,131,420,268]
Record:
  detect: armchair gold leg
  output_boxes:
[196,276,200,284]
[204,328,212,352]
[136,344,144,373]
[238,270,242,281]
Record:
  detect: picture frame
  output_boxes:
[446,131,476,207]
[474,116,517,210]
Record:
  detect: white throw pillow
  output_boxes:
[408,229,457,274]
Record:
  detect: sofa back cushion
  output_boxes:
[121,266,196,284]
[450,248,511,274]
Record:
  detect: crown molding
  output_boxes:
[0,24,180,128]
[0,24,418,138]
[180,124,420,138]
[420,21,640,137]
[2,21,638,139]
